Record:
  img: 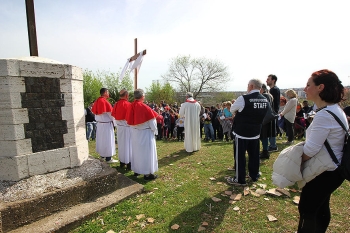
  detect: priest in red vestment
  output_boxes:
[125,89,158,180]
[111,89,132,169]
[91,88,118,163]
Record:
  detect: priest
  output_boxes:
[126,89,159,180]
[179,92,201,152]
[91,88,118,163]
[112,89,132,169]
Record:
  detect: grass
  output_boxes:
[70,137,350,233]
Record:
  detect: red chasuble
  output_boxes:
[91,97,112,115]
[111,99,131,120]
[126,100,157,126]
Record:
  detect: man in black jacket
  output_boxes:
[85,101,96,141]
[227,79,268,186]
[210,106,219,140]
[266,74,280,152]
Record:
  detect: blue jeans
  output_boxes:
[269,137,276,148]
[261,138,268,150]
[86,122,96,140]
[204,123,214,140]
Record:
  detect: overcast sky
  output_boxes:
[1,0,350,91]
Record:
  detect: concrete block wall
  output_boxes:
[0,57,88,181]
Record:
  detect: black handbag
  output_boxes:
[262,102,279,125]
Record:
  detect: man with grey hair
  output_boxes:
[179,92,201,152]
[227,79,268,186]
[126,89,159,180]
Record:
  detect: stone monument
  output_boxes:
[0,56,88,181]
[0,57,143,233]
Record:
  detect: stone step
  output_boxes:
[0,159,144,233]
[6,173,143,233]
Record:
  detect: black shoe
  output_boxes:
[247,175,259,183]
[119,162,126,168]
[227,177,247,186]
[144,174,157,180]
[133,173,139,176]
[126,163,131,171]
[267,146,278,152]
[259,150,270,159]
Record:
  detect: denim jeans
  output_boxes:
[86,122,96,140]
[204,123,214,140]
[261,138,268,150]
[269,137,276,148]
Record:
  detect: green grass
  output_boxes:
[70,138,350,233]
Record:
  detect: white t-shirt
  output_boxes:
[176,117,185,127]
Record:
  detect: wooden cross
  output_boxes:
[128,38,146,90]
[25,0,39,56]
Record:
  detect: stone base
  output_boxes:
[0,160,144,233]
[0,57,88,182]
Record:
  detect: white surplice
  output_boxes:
[95,112,116,157]
[179,99,201,152]
[130,119,158,174]
[116,120,132,164]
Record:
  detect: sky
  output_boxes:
[1,0,350,91]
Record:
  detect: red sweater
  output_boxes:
[156,114,164,125]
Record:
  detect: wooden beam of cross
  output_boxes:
[25,0,39,56]
[128,38,146,90]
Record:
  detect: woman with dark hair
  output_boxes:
[297,69,347,232]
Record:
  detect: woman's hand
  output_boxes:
[302,153,311,162]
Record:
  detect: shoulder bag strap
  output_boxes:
[324,110,349,165]
[324,140,340,165]
[325,110,348,132]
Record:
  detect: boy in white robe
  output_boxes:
[91,88,118,163]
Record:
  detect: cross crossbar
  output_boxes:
[128,50,147,62]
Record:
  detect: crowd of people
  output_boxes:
[84,69,349,232]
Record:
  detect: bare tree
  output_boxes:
[162,55,231,98]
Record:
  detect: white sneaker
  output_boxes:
[106,159,119,164]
